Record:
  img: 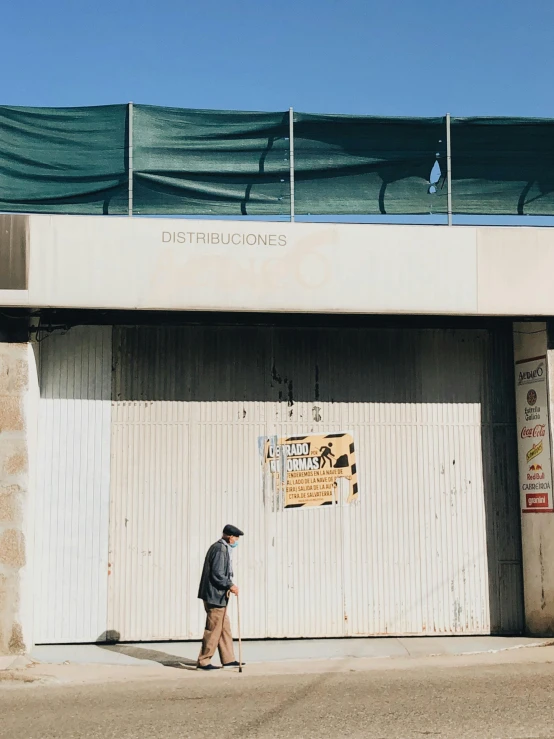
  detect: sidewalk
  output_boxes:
[0,636,552,688]
[29,635,551,668]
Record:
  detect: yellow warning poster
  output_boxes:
[264,433,358,508]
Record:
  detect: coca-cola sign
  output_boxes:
[520,424,546,439]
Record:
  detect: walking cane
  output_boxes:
[227,589,243,673]
[237,592,243,673]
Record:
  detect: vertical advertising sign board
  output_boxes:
[515,356,554,513]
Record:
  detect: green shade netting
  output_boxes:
[444,118,554,215]
[1,105,553,218]
[132,105,290,215]
[0,105,128,214]
[293,113,446,215]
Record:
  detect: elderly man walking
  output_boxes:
[197,524,244,671]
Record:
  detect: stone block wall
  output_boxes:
[0,343,29,653]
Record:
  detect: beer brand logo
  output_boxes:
[518,363,545,385]
[527,389,538,406]
[526,441,544,463]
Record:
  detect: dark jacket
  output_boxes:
[198,540,233,607]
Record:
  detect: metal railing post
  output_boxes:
[446,112,452,226]
[289,107,295,222]
[128,101,133,217]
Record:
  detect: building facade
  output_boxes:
[1,215,554,651]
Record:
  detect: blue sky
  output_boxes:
[2,0,553,117]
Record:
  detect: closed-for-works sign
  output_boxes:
[263,432,358,508]
[515,356,554,512]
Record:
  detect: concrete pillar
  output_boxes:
[514,322,554,635]
[0,339,37,654]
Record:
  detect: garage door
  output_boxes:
[34,321,523,642]
[107,323,523,640]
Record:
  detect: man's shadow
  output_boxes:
[96,631,197,670]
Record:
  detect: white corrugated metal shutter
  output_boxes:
[34,326,112,643]
[108,328,270,641]
[108,324,522,640]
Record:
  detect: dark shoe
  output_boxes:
[222,661,245,668]
[197,664,221,671]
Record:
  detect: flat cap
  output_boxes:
[223,524,244,537]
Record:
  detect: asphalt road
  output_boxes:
[2,660,554,739]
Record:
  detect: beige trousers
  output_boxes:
[197,602,236,666]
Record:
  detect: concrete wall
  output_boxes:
[2,215,554,315]
[0,341,36,654]
[514,323,554,635]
